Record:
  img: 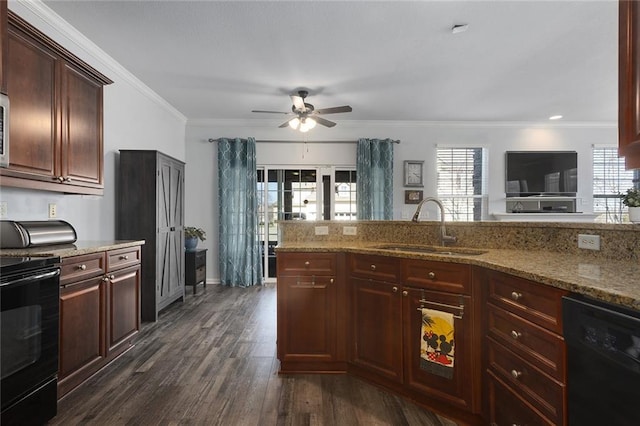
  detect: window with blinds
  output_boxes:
[592,147,638,223]
[437,147,486,221]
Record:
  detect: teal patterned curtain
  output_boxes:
[356,138,394,220]
[217,137,263,287]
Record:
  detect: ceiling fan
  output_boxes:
[252,90,352,132]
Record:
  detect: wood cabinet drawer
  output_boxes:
[486,370,555,426]
[278,252,336,276]
[487,337,565,423]
[403,259,471,294]
[349,254,400,281]
[60,252,106,285]
[195,265,206,283]
[107,246,141,271]
[486,270,567,333]
[487,304,566,381]
[193,250,206,267]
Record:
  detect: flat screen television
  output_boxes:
[505,151,577,197]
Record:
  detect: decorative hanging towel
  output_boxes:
[420,308,455,379]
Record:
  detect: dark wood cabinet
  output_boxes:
[276,252,346,373]
[58,246,141,398]
[619,0,640,169]
[117,150,185,322]
[482,269,568,425]
[185,248,207,294]
[0,0,7,94]
[0,12,111,194]
[348,254,480,416]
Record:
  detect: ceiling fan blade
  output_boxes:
[290,95,306,112]
[278,120,292,128]
[314,116,337,128]
[252,110,292,114]
[315,105,352,115]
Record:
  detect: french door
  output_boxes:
[257,166,356,280]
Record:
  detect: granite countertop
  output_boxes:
[276,242,640,311]
[0,240,145,258]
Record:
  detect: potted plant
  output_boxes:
[622,187,640,223]
[184,226,206,251]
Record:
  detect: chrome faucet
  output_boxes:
[411,197,457,246]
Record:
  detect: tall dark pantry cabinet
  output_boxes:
[117,150,185,322]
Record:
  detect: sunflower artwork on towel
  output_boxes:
[420,308,455,379]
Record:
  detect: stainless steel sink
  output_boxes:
[373,244,487,256]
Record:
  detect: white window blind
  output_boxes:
[592,147,637,223]
[437,148,487,221]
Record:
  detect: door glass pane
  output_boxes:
[334,170,357,220]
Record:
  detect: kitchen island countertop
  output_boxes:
[277,242,640,311]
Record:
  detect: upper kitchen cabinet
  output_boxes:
[619,0,640,169]
[0,12,112,195]
[0,0,7,94]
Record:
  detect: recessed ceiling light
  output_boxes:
[451,24,469,34]
[549,115,563,120]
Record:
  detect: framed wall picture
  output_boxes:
[404,160,424,187]
[405,190,423,204]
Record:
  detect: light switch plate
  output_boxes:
[314,226,329,235]
[343,226,357,235]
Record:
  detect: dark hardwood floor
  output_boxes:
[49,283,457,426]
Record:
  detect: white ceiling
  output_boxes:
[41,0,618,125]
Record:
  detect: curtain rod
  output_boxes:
[208,138,400,144]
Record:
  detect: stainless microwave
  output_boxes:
[0,93,9,168]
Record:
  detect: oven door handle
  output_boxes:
[0,268,60,289]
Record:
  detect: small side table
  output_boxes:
[185,248,207,294]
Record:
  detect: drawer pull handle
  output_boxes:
[392,286,398,293]
[110,275,115,280]
[428,271,436,279]
[511,291,523,301]
[370,264,376,271]
[304,261,310,267]
[511,369,523,379]
[77,264,87,271]
[120,255,129,260]
[102,276,109,282]
[510,330,522,340]
[330,278,334,284]
[402,290,408,297]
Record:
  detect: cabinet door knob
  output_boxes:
[77,264,87,271]
[402,290,408,297]
[102,276,109,282]
[511,291,523,301]
[370,264,376,271]
[330,278,334,284]
[120,255,129,260]
[64,177,71,182]
[57,176,64,182]
[510,330,522,340]
[110,275,115,280]
[511,369,523,379]
[304,261,310,266]
[428,271,436,279]
[392,286,398,292]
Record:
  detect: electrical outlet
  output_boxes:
[578,234,600,250]
[314,226,329,235]
[48,203,57,218]
[343,226,357,236]
[0,201,7,218]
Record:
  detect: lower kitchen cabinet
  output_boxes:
[482,269,568,425]
[348,254,481,418]
[276,252,346,372]
[350,277,403,382]
[57,246,141,398]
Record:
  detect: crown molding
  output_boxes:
[12,0,186,124]
[188,118,616,129]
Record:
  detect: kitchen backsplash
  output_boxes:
[278,221,640,262]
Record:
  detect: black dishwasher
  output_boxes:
[563,294,640,426]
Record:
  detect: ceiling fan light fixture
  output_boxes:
[289,117,300,129]
[305,117,317,130]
